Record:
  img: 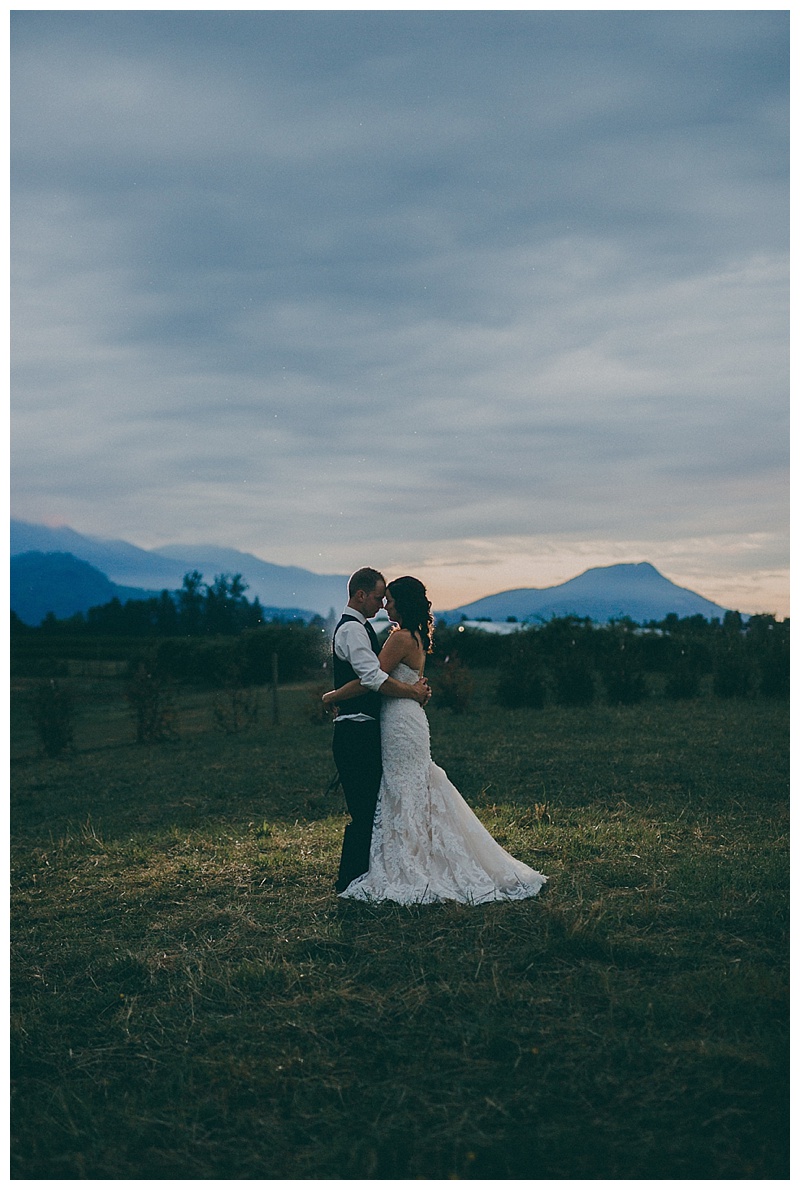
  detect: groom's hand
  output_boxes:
[413,678,431,705]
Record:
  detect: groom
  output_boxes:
[331,566,430,892]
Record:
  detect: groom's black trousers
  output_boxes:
[332,718,382,892]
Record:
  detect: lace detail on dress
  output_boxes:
[341,662,547,904]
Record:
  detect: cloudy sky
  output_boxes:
[11,10,788,615]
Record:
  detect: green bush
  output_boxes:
[433,624,505,668]
[495,664,547,709]
[125,662,180,743]
[664,660,702,699]
[433,655,475,713]
[495,669,547,709]
[753,628,790,700]
[759,653,789,700]
[213,686,260,734]
[27,679,75,757]
[601,658,649,705]
[146,624,327,689]
[153,638,196,682]
[604,667,648,705]
[712,654,755,699]
[552,660,595,707]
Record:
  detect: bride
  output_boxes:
[323,575,547,904]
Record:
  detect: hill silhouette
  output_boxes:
[10,552,156,626]
[441,562,732,623]
[11,520,346,617]
[11,522,740,626]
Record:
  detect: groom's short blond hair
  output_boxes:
[348,567,385,597]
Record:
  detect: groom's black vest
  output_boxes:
[332,614,382,720]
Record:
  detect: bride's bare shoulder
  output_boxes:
[380,626,419,666]
[389,627,414,643]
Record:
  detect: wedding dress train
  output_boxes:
[340,663,547,904]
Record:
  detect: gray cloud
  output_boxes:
[10,10,788,613]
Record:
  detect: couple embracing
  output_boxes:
[325,567,546,905]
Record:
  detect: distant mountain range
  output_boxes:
[10,520,347,623]
[10,519,736,627]
[11,552,158,627]
[10,552,318,627]
[441,562,731,624]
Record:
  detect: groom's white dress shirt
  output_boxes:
[333,606,388,722]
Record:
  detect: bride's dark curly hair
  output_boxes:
[388,575,434,654]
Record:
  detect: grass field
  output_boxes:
[11,674,789,1179]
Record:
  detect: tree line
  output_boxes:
[11,572,328,687]
[12,576,788,705]
[431,612,788,707]
[12,571,313,638]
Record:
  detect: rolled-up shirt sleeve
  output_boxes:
[335,622,390,692]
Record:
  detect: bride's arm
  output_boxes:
[321,677,364,706]
[321,672,428,706]
[322,629,427,707]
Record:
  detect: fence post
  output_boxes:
[271,652,280,725]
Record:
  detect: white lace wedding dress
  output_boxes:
[340,662,547,904]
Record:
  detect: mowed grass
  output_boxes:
[11,676,789,1179]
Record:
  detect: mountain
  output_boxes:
[440,562,732,624]
[10,521,188,590]
[10,552,159,626]
[11,520,348,617]
[152,543,347,617]
[10,522,737,628]
[10,551,320,626]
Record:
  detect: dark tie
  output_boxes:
[364,619,380,653]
